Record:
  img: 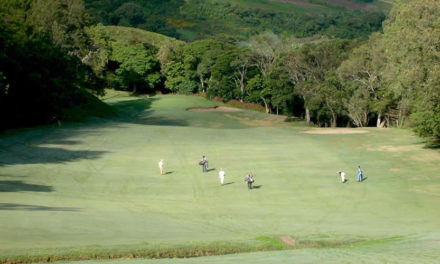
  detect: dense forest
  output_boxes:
[84,0,386,42]
[1,0,439,140]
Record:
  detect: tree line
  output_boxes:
[1,0,438,141]
[89,0,438,139]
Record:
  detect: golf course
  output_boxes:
[1,92,439,263]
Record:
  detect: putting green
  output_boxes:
[0,93,439,262]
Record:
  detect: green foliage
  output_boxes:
[284,39,357,126]
[380,0,440,138]
[84,0,386,43]
[164,61,186,93]
[27,0,92,57]
[84,0,182,38]
[110,42,161,93]
[0,0,103,130]
[337,0,440,138]
[209,50,242,101]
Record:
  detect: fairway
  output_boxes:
[1,93,440,263]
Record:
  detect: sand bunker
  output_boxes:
[187,106,242,112]
[280,236,296,246]
[303,128,369,134]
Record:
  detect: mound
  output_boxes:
[303,128,369,134]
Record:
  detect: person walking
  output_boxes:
[219,168,225,185]
[245,172,254,189]
[200,156,208,172]
[338,171,346,183]
[357,166,363,182]
[158,159,164,175]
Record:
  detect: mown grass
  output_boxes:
[1,93,439,263]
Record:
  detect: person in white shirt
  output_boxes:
[338,171,345,183]
[219,168,225,185]
[159,159,164,175]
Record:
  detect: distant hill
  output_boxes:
[85,0,391,42]
[102,25,185,48]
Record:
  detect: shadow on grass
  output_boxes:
[0,119,112,167]
[110,98,190,127]
[0,203,79,211]
[165,171,174,175]
[0,146,108,167]
[361,177,368,182]
[207,168,216,172]
[252,185,263,189]
[0,180,53,192]
[222,182,234,186]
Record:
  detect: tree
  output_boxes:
[182,39,228,93]
[84,23,112,77]
[285,39,356,125]
[317,71,347,127]
[111,42,161,93]
[337,35,391,128]
[247,75,272,113]
[163,60,197,94]
[27,0,92,58]
[230,49,253,102]
[0,0,104,130]
[114,2,145,27]
[209,50,240,101]
[380,0,440,138]
[248,32,285,77]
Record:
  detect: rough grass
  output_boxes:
[0,237,359,264]
[1,93,439,263]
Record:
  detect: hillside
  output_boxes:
[85,0,391,42]
[102,25,185,48]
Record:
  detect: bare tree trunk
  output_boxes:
[240,73,245,102]
[200,76,205,93]
[276,106,279,115]
[305,107,311,124]
[261,97,270,114]
[377,113,385,128]
[331,111,337,127]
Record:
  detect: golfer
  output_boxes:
[338,171,345,183]
[219,168,225,185]
[245,172,254,189]
[158,159,164,175]
[357,166,363,182]
[201,156,208,172]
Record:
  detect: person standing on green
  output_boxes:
[357,166,363,182]
[158,159,164,175]
[245,172,254,189]
[201,156,208,172]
